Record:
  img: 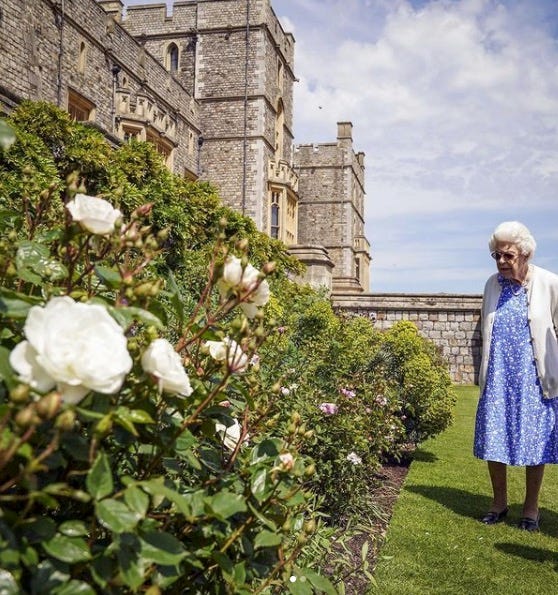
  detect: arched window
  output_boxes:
[166,43,179,72]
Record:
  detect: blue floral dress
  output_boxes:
[474,276,558,465]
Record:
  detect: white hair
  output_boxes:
[488,221,536,257]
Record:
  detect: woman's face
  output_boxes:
[491,241,529,282]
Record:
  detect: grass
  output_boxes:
[373,385,558,594]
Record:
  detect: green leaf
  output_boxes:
[175,428,197,452]
[140,480,197,518]
[212,551,234,574]
[206,491,247,520]
[58,520,88,537]
[43,483,90,502]
[247,501,277,531]
[94,265,122,289]
[95,499,141,532]
[108,305,164,330]
[116,534,144,591]
[301,569,338,595]
[139,530,187,565]
[250,467,270,502]
[287,575,313,595]
[251,439,281,464]
[52,580,96,595]
[124,485,149,517]
[20,517,57,544]
[15,240,68,283]
[163,269,184,323]
[87,452,113,500]
[30,559,70,594]
[0,288,40,319]
[234,562,247,586]
[254,530,282,549]
[0,569,19,595]
[0,346,17,390]
[42,535,91,563]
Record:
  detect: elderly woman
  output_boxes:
[474,221,558,531]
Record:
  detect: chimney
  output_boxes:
[337,121,353,141]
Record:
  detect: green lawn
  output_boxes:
[373,385,558,594]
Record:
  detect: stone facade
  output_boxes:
[121,0,296,234]
[0,0,371,292]
[333,293,483,384]
[295,122,371,293]
[0,0,200,174]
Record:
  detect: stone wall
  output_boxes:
[0,0,199,176]
[332,292,483,385]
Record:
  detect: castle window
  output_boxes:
[78,41,87,74]
[67,89,95,122]
[355,258,361,283]
[270,191,280,239]
[123,126,141,142]
[269,187,297,244]
[147,131,174,169]
[166,43,179,72]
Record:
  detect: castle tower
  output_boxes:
[122,0,299,240]
[294,122,371,293]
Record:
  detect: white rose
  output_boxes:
[206,337,249,372]
[238,262,260,292]
[215,419,246,451]
[66,193,121,235]
[9,341,56,393]
[218,256,270,319]
[9,297,132,404]
[141,338,193,396]
[221,255,243,287]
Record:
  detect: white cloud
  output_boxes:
[126,0,558,292]
[272,0,558,292]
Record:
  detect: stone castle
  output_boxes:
[0,0,370,294]
[0,0,482,384]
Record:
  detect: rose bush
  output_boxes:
[0,103,457,592]
[0,106,339,594]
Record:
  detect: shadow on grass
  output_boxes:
[494,543,558,570]
[411,450,439,463]
[406,485,558,538]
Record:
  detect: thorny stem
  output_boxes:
[252,546,304,595]
[140,375,230,479]
[0,430,59,493]
[0,426,35,475]
[177,239,224,343]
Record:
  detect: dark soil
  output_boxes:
[338,460,411,594]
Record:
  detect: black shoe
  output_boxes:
[518,515,540,532]
[480,507,509,525]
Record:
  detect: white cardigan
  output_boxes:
[479,264,558,398]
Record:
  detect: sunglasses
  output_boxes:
[490,251,519,262]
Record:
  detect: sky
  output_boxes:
[124,0,558,294]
